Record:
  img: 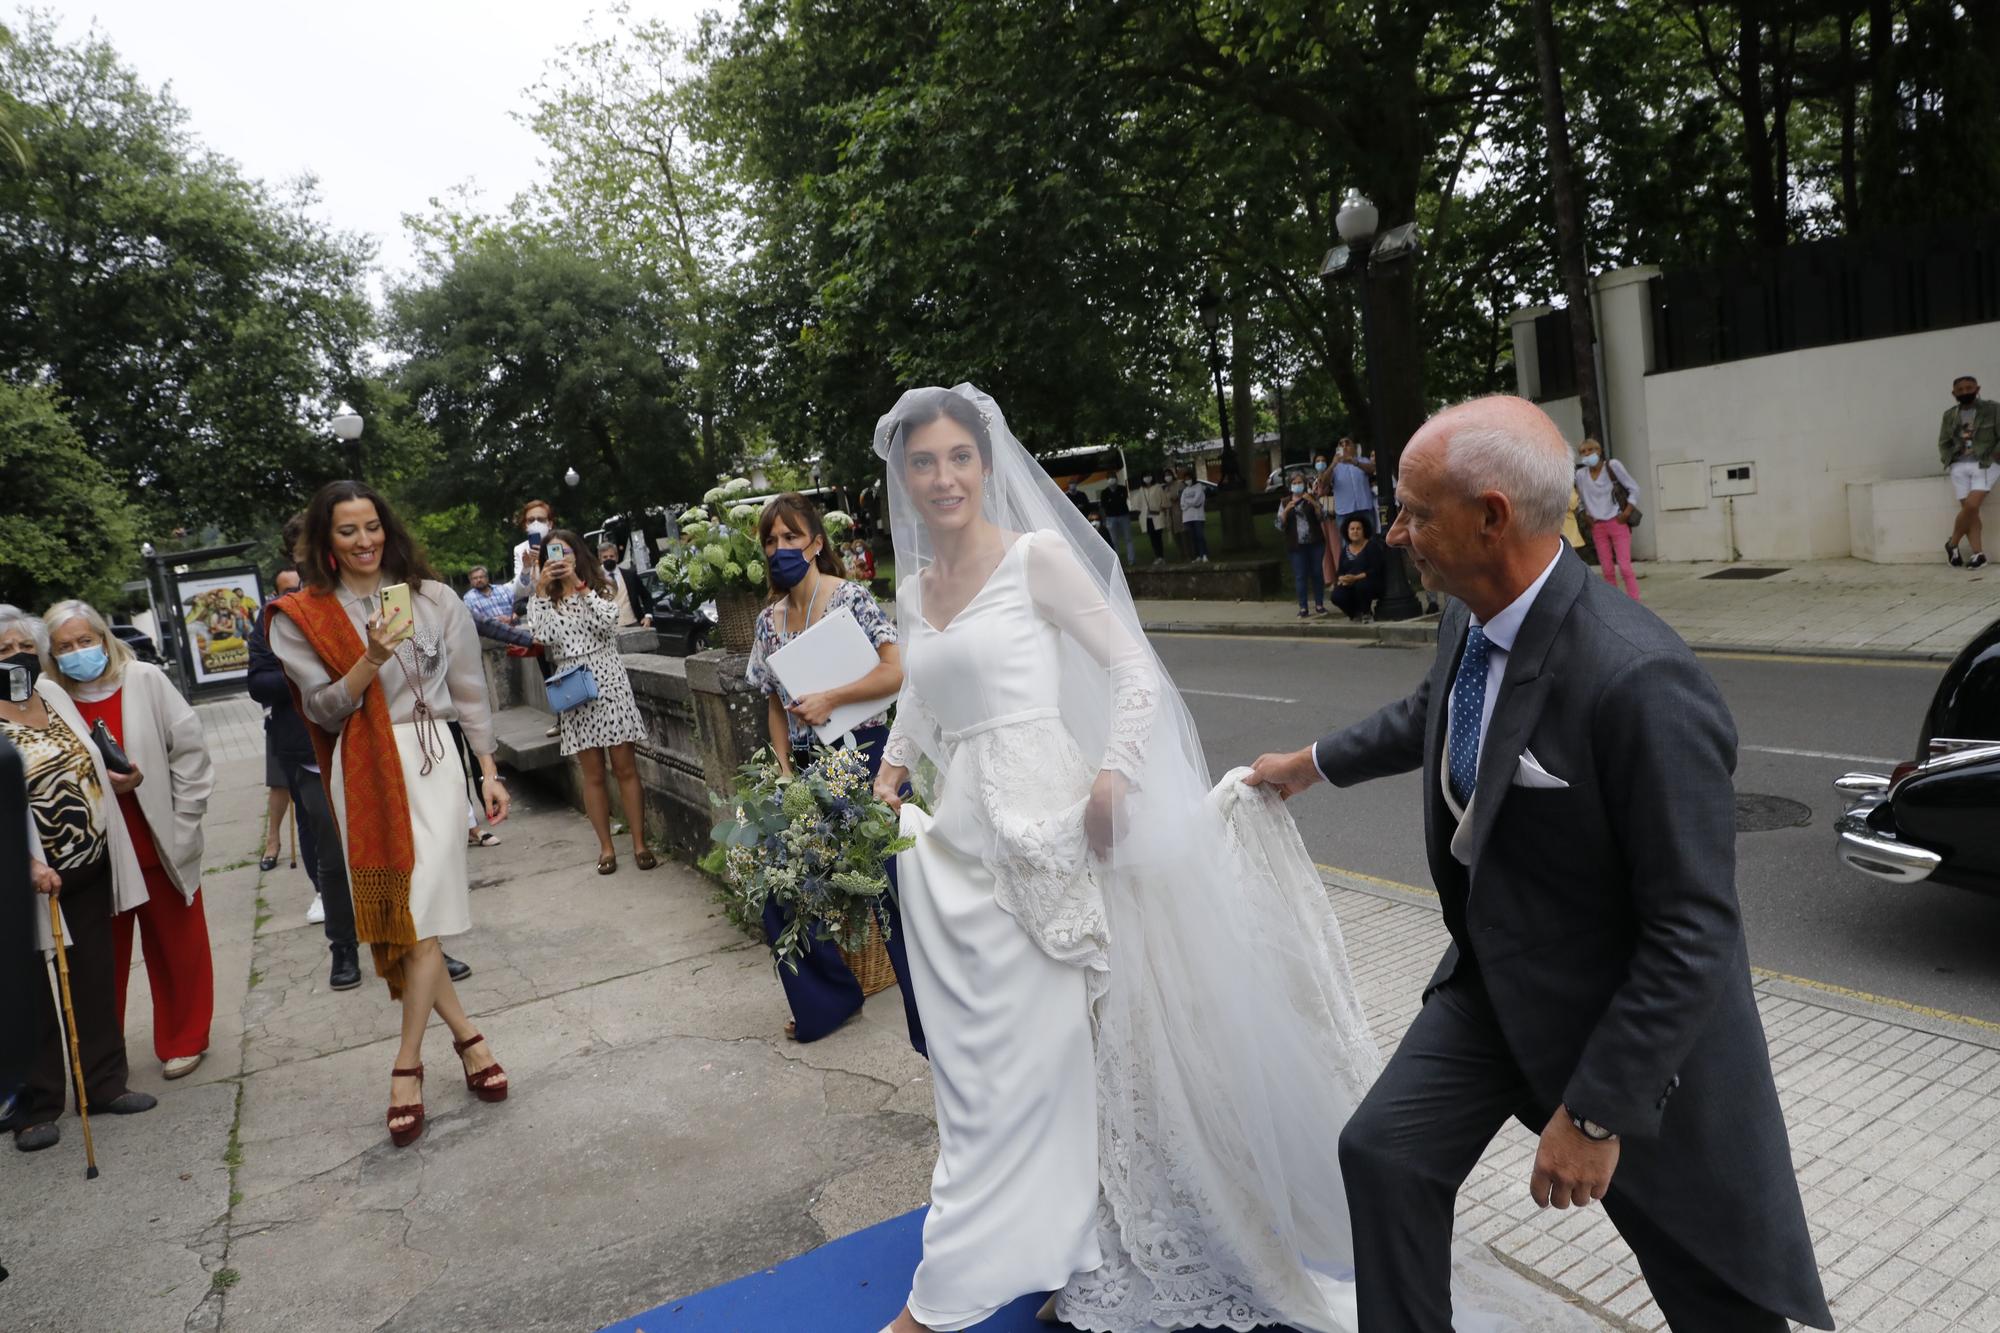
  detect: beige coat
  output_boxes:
[88,660,213,901]
[29,678,147,953]
[1133,481,1173,532]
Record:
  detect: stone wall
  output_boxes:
[1124,558,1282,601]
[482,637,768,857]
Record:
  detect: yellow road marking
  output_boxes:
[1313,862,2000,1037]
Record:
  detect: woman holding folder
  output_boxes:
[746,494,924,1052]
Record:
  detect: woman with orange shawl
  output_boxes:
[269,481,512,1148]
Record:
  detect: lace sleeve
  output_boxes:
[1023,531,1159,782]
[884,677,927,770]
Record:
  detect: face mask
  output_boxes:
[1314,461,1328,472]
[57,645,109,683]
[526,519,550,538]
[1580,452,1601,466]
[2,650,38,689]
[1958,391,1979,405]
[602,559,619,574]
[769,547,814,590]
[1290,483,1306,495]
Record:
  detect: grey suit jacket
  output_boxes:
[1314,550,1832,1328]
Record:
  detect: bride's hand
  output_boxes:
[1084,770,1128,856]
[873,764,908,812]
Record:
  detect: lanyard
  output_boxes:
[778,572,826,641]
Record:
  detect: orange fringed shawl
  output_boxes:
[268,590,419,997]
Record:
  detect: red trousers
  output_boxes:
[110,864,214,1061]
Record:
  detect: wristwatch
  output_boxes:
[1569,1111,1617,1142]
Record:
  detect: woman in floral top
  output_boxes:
[744,495,923,1053]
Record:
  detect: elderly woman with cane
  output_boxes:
[270,482,511,1149]
[46,598,217,1082]
[0,605,155,1155]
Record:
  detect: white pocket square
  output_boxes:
[1513,749,1570,789]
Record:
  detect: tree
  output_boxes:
[1530,0,1604,442]
[0,383,141,610]
[0,17,373,537]
[388,226,702,534]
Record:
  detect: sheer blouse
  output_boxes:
[269,579,497,756]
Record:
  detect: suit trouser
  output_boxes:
[281,755,354,947]
[1337,968,1786,1333]
[21,857,130,1122]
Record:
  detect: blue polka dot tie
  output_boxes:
[1448,624,1491,808]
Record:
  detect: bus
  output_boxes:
[1036,445,1128,501]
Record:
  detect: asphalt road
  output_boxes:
[1151,631,2000,1025]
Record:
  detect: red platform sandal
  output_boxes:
[454,1033,509,1103]
[387,1065,425,1148]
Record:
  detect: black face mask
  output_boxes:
[3,649,40,689]
[602,559,619,574]
[1957,391,1980,405]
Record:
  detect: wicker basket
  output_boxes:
[716,589,762,654]
[840,916,898,997]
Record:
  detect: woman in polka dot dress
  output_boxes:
[526,529,654,873]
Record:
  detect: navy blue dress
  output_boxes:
[761,724,926,1055]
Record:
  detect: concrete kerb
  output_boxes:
[1144,617,1967,663]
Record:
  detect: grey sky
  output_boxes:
[52,1,727,292]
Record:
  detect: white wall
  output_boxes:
[1641,321,2000,561]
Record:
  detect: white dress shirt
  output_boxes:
[1440,544,1566,819]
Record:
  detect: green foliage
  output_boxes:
[0,383,140,611]
[0,16,374,539]
[705,746,912,972]
[674,480,768,595]
[406,504,501,581]
[387,226,702,533]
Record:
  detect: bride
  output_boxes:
[870,386,1591,1333]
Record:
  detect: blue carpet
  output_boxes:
[599,1206,1051,1332]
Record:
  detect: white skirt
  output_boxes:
[330,721,471,941]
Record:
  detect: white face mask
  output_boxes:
[527,519,551,537]
[1290,483,1306,495]
[1580,453,1601,467]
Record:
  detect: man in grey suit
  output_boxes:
[1249,397,1831,1332]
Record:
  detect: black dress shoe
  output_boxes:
[259,855,279,872]
[101,1091,157,1115]
[444,954,472,983]
[14,1122,59,1152]
[329,942,362,991]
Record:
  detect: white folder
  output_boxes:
[764,605,898,748]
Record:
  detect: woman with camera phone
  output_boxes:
[269,481,511,1149]
[525,528,652,874]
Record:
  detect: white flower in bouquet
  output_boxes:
[702,484,729,506]
[746,560,765,584]
[822,510,855,534]
[728,503,758,522]
[723,561,743,581]
[727,476,755,495]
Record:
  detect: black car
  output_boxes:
[646,572,715,657]
[112,624,164,666]
[1835,615,2000,893]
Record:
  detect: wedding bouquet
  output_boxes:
[701,745,914,972]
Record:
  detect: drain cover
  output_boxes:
[1703,567,1789,581]
[1736,792,1812,832]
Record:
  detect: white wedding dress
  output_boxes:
[875,385,1599,1333]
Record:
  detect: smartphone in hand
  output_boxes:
[379,582,415,642]
[544,539,569,567]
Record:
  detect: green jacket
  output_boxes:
[1939,399,2000,469]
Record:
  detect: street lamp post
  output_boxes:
[1193,280,1242,490]
[331,402,363,481]
[1321,195,1424,621]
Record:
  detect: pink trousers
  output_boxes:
[1592,518,1640,599]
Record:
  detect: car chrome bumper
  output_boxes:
[1833,783,1940,883]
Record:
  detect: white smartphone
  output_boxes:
[378,582,415,642]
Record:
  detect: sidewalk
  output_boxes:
[1138,556,1999,660]
[3,697,1998,1331]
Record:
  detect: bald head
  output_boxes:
[1404,396,1575,539]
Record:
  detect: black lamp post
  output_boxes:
[1321,195,1424,621]
[1193,279,1242,489]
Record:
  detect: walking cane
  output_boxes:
[46,896,100,1180]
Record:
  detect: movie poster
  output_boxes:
[174,569,263,685]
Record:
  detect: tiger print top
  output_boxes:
[0,711,107,872]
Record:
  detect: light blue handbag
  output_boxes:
[544,662,600,713]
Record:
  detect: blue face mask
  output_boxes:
[1314,461,1328,472]
[769,547,814,590]
[58,645,109,682]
